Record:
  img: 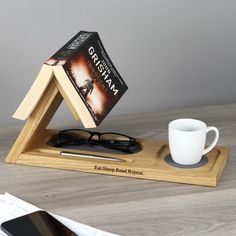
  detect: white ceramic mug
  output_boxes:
[168,118,219,165]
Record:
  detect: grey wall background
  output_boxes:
[0,0,236,128]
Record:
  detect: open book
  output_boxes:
[13,31,128,128]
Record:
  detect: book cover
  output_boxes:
[45,31,128,126]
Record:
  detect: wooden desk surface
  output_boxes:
[1,103,236,236]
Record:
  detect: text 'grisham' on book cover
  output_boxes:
[45,31,128,126]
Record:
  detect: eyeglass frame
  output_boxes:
[58,129,136,152]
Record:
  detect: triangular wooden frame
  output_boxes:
[5,74,229,187]
[6,78,63,163]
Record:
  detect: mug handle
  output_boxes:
[203,126,219,155]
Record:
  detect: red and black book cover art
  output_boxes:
[45,31,128,126]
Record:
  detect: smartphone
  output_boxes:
[1,210,78,236]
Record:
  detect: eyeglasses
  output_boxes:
[57,129,136,153]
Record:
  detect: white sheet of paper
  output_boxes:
[0,193,118,236]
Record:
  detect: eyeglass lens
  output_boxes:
[60,130,132,148]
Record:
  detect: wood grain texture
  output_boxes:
[14,129,228,187]
[54,78,81,121]
[12,64,54,120]
[5,80,62,163]
[1,103,236,235]
[54,66,97,128]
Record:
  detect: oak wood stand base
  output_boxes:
[5,81,229,187]
[6,128,229,187]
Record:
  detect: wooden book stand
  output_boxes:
[5,77,229,187]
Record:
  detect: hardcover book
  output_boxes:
[13,31,128,128]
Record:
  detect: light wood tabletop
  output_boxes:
[0,103,236,236]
